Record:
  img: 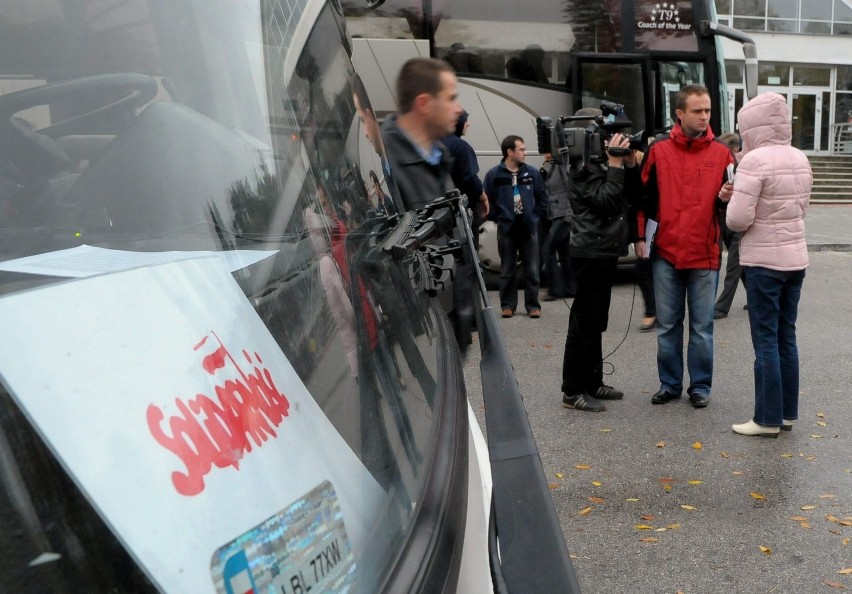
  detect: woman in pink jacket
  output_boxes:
[726,92,813,437]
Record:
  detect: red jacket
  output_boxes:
[640,124,734,269]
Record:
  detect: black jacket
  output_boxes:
[381,116,452,211]
[568,160,640,258]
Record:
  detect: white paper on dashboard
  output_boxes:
[644,219,658,257]
[0,244,277,278]
[0,257,383,593]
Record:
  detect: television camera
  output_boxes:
[536,102,648,166]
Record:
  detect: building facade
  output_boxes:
[716,0,852,154]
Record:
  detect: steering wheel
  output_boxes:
[0,74,159,181]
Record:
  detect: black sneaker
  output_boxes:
[562,393,606,412]
[595,385,624,400]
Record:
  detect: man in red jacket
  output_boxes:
[635,85,734,408]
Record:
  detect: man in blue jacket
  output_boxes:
[483,135,548,318]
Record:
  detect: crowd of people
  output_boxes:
[374,57,811,437]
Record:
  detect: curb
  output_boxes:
[807,243,852,252]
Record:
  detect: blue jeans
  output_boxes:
[743,266,805,426]
[498,221,540,312]
[652,254,718,397]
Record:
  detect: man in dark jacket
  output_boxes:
[441,110,489,245]
[483,135,548,318]
[561,109,640,412]
[380,57,463,211]
[541,152,575,300]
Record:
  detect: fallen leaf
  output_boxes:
[759,545,772,555]
[589,496,605,504]
[555,472,565,479]
[658,477,674,483]
[789,516,809,521]
[828,514,841,523]
[732,471,744,476]
[680,505,697,511]
[599,428,612,433]
[719,451,730,458]
[750,492,766,500]
[821,493,836,499]
[656,441,667,448]
[575,464,592,470]
[781,453,794,458]
[805,456,817,461]
[578,506,593,516]
[666,523,682,530]
[831,530,843,536]
[843,538,850,546]
[801,505,819,510]
[634,524,653,530]
[818,421,828,427]
[655,528,667,532]
[810,434,824,439]
[639,537,659,543]
[592,481,602,487]
[692,441,703,450]
[799,521,811,529]
[823,579,846,589]
[626,498,640,502]
[838,568,852,575]
[663,484,673,492]
[548,483,559,490]
[817,412,826,418]
[688,480,703,485]
[840,521,852,527]
[641,514,654,521]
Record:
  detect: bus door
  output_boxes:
[570,53,653,139]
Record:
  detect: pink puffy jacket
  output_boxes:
[726,92,812,271]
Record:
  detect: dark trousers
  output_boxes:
[497,221,540,312]
[715,215,745,314]
[561,256,617,396]
[635,256,656,317]
[543,218,575,297]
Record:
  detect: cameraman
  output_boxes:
[561,108,641,413]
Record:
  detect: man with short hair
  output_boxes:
[380,57,463,211]
[483,135,548,318]
[635,84,735,408]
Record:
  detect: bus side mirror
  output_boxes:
[699,20,758,100]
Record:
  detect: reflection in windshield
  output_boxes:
[0,0,445,591]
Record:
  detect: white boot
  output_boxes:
[781,419,794,431]
[732,420,780,438]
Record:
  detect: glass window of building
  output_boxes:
[733,0,767,17]
[717,0,732,12]
[767,19,797,31]
[836,0,852,23]
[726,63,743,84]
[758,64,789,85]
[767,0,796,18]
[801,21,832,33]
[733,16,766,30]
[793,67,830,86]
[801,0,831,20]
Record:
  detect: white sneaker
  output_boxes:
[781,419,794,431]
[732,420,780,438]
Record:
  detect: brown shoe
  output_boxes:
[501,309,514,318]
[639,316,656,332]
[529,309,541,318]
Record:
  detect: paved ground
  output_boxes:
[463,205,852,594]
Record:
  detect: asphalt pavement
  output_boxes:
[463,204,852,594]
